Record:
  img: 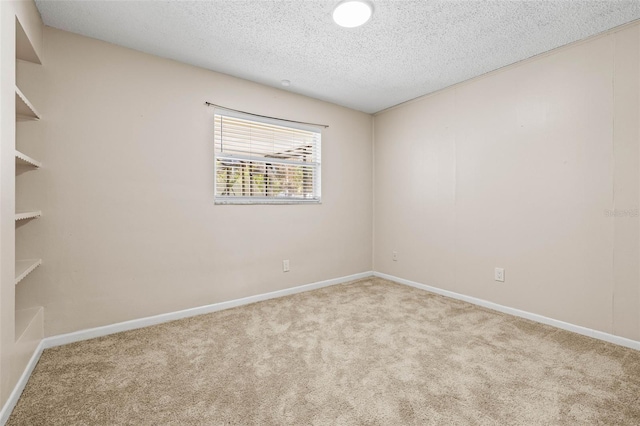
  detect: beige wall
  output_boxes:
[20,21,640,342]
[18,27,373,337]
[1,3,639,412]
[374,23,640,341]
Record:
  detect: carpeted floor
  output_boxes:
[8,277,640,425]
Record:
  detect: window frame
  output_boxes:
[213,108,322,205]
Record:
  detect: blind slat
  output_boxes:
[214,110,321,203]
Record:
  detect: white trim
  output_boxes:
[215,198,321,205]
[374,271,640,351]
[0,271,373,424]
[4,270,638,424]
[43,271,373,349]
[0,341,45,425]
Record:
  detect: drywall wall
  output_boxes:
[16,27,373,336]
[374,23,640,341]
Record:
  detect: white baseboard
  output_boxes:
[374,271,640,351]
[0,341,45,425]
[4,269,638,425]
[43,271,373,349]
[0,271,373,425]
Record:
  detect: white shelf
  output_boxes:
[15,149,42,168]
[16,19,41,64]
[15,211,41,221]
[15,259,41,285]
[15,307,43,342]
[15,86,40,121]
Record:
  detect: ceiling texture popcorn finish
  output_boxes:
[35,1,640,113]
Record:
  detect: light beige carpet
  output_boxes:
[8,277,640,425]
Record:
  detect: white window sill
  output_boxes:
[215,198,321,205]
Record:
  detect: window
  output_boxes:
[214,108,321,204]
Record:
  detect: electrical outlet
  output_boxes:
[283,259,290,272]
[495,267,505,282]
[392,251,398,261]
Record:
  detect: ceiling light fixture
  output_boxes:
[281,79,291,87]
[332,1,373,28]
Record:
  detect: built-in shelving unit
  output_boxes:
[15,85,40,121]
[15,259,41,286]
[15,211,41,221]
[9,13,45,387]
[15,149,42,168]
[1,5,46,410]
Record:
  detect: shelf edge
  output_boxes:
[15,150,42,168]
[15,211,42,221]
[15,85,41,120]
[15,259,42,285]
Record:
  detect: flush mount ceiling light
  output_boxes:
[333,1,373,28]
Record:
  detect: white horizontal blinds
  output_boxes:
[214,110,321,202]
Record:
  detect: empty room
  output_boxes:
[1,0,640,424]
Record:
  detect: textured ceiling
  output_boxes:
[35,1,640,114]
